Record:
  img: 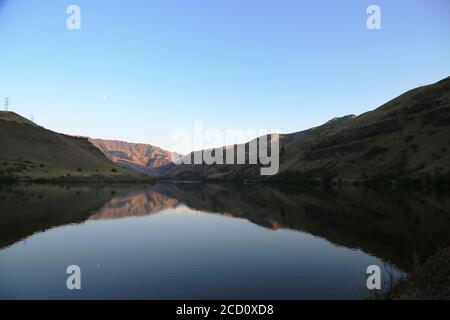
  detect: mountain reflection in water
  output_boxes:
[1,183,450,299]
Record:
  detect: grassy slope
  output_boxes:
[0,112,151,182]
[278,76,450,182]
[161,77,450,184]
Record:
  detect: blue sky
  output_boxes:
[0,0,449,152]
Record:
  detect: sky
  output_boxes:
[0,0,449,153]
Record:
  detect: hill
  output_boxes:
[89,138,182,175]
[160,76,450,186]
[0,112,149,182]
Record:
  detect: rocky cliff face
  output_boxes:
[89,139,182,175]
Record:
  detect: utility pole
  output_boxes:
[4,97,9,111]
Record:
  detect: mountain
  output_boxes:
[160,76,450,185]
[0,112,148,182]
[89,138,182,175]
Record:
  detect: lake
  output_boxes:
[1,183,449,299]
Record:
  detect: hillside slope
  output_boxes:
[0,112,147,182]
[161,77,450,185]
[89,138,182,175]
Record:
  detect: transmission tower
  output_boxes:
[4,97,9,111]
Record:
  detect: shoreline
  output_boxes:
[387,247,450,300]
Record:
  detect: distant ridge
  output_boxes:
[89,138,182,175]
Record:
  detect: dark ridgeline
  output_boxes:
[160,77,450,188]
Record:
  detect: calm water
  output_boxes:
[1,183,450,299]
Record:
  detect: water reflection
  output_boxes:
[1,183,450,299]
[156,183,450,271]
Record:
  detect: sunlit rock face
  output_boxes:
[89,138,182,175]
